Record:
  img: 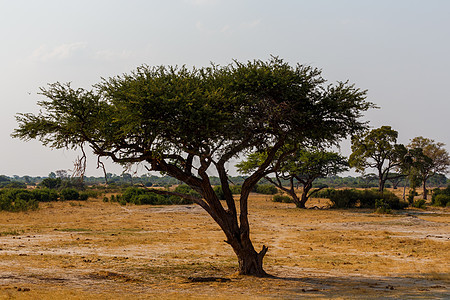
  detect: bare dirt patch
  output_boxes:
[0,193,448,299]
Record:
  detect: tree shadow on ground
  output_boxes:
[266,272,449,299]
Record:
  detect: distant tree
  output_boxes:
[23,175,33,185]
[55,169,69,178]
[0,175,10,183]
[13,57,372,276]
[359,173,379,188]
[386,172,404,189]
[428,174,447,188]
[407,137,450,199]
[237,149,348,208]
[349,126,407,192]
[40,178,62,189]
[48,172,56,179]
[121,173,133,184]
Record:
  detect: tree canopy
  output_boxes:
[406,137,450,199]
[237,148,348,208]
[13,57,372,276]
[349,126,406,192]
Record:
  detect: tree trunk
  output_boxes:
[291,193,304,208]
[228,235,268,276]
[422,181,428,200]
[378,176,385,193]
[299,183,312,208]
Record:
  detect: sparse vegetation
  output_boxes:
[272,194,293,203]
[315,188,408,210]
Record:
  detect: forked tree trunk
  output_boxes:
[228,234,268,276]
[298,182,313,208]
[291,193,304,208]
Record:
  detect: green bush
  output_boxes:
[5,182,27,189]
[253,184,278,195]
[32,188,59,202]
[214,185,241,200]
[0,189,39,212]
[78,193,89,201]
[433,194,450,207]
[121,187,194,205]
[60,188,80,200]
[174,185,201,198]
[315,188,407,209]
[214,186,225,200]
[375,199,392,214]
[413,199,427,209]
[431,186,450,207]
[272,195,293,203]
[40,178,62,189]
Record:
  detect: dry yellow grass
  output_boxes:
[0,193,449,299]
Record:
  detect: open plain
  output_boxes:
[0,192,449,299]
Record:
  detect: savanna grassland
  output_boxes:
[0,192,448,299]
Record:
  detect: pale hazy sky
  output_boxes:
[1,0,449,177]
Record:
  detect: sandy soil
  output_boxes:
[0,193,448,299]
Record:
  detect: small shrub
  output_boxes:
[272,195,293,203]
[413,199,427,209]
[0,190,38,212]
[40,178,62,189]
[315,188,407,209]
[433,194,450,207]
[253,184,278,195]
[214,185,241,200]
[32,188,58,202]
[431,186,450,207]
[174,185,201,198]
[375,199,392,214]
[103,196,109,202]
[78,193,89,201]
[230,185,242,195]
[5,182,27,189]
[214,186,225,200]
[120,187,193,205]
[60,188,80,201]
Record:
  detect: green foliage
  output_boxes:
[32,188,59,202]
[433,194,450,207]
[40,178,62,189]
[121,187,193,205]
[60,188,80,200]
[213,185,241,200]
[253,184,278,195]
[349,126,406,192]
[4,182,27,189]
[174,185,201,198]
[0,189,39,212]
[272,195,293,203]
[315,188,407,209]
[213,186,225,200]
[375,199,392,214]
[78,193,89,200]
[412,199,427,209]
[431,186,450,207]
[407,189,417,205]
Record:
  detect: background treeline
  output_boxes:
[1,173,447,189]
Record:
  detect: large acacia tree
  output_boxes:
[13,58,371,276]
